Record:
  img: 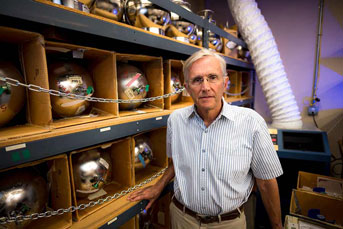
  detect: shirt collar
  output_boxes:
[185,97,235,122]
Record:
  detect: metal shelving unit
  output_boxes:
[0,0,256,227]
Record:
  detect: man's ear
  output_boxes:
[224,76,229,88]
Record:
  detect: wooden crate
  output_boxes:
[225,70,242,99]
[290,189,343,228]
[0,154,72,229]
[163,59,193,110]
[297,171,343,199]
[132,127,168,185]
[45,41,118,129]
[69,137,133,221]
[0,26,52,143]
[221,29,238,58]
[116,54,164,117]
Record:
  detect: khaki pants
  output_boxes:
[169,201,246,229]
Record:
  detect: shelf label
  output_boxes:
[5,143,26,152]
[156,117,162,120]
[107,217,118,225]
[100,127,111,132]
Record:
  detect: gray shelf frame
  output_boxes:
[0,115,168,170]
[1,0,253,69]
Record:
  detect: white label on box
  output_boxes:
[226,41,237,49]
[107,217,118,225]
[100,127,111,132]
[156,117,162,120]
[6,143,26,152]
[88,188,107,200]
[99,158,109,169]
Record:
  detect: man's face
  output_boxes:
[185,56,228,113]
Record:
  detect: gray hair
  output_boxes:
[183,49,227,82]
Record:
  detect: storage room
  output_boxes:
[0,0,342,228]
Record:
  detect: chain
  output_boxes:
[0,167,167,224]
[0,76,185,103]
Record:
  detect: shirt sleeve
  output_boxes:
[166,115,172,158]
[251,117,283,180]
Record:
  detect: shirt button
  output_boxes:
[201,168,205,172]
[201,187,205,191]
[202,149,205,153]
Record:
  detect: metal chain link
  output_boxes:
[0,76,185,103]
[0,167,167,224]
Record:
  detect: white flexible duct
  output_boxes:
[227,0,303,129]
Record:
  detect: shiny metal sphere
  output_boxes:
[124,0,170,33]
[170,71,182,104]
[0,168,48,227]
[92,0,124,21]
[196,10,223,52]
[48,61,94,117]
[170,0,195,35]
[237,45,251,61]
[134,135,153,169]
[0,62,26,127]
[117,63,148,110]
[72,149,112,198]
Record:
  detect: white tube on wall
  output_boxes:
[227,0,303,129]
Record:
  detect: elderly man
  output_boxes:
[128,49,283,228]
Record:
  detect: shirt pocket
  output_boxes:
[213,147,251,181]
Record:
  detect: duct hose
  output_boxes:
[227,0,303,129]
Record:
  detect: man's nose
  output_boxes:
[200,78,211,90]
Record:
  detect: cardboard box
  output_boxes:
[241,71,251,98]
[69,137,133,221]
[163,59,193,110]
[221,29,238,58]
[0,154,72,229]
[45,41,118,129]
[225,70,242,99]
[116,54,164,117]
[290,189,343,228]
[285,215,330,229]
[132,127,168,185]
[297,171,343,199]
[0,26,52,143]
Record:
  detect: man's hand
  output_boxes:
[127,162,175,210]
[127,185,162,210]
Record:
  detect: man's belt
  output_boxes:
[172,198,243,224]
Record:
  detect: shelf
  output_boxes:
[0,111,170,170]
[0,96,253,170]
[0,0,254,70]
[225,96,254,106]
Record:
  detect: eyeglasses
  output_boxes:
[188,74,223,86]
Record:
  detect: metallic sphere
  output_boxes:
[0,168,48,227]
[0,62,26,127]
[134,135,153,169]
[170,71,182,104]
[48,61,94,117]
[72,149,111,198]
[117,63,148,110]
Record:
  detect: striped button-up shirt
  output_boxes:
[167,100,283,215]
